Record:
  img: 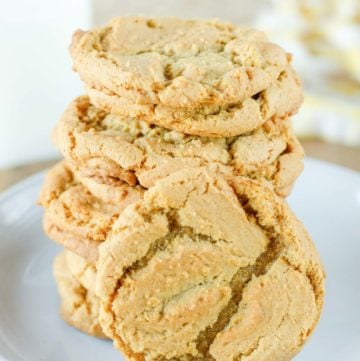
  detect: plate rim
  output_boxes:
[0,171,46,205]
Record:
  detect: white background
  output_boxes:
[0,0,90,168]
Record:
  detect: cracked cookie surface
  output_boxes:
[70,16,302,136]
[39,161,143,263]
[55,96,304,198]
[96,168,325,361]
[53,251,106,338]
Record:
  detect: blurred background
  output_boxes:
[0,0,359,189]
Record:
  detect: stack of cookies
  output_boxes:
[39,17,325,361]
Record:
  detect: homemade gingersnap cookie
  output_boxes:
[39,161,143,263]
[96,168,325,361]
[55,96,304,198]
[70,16,303,136]
[53,251,106,338]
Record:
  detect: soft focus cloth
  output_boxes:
[256,0,360,145]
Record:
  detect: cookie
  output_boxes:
[55,96,304,197]
[39,162,143,263]
[53,251,106,338]
[70,16,303,137]
[96,168,325,361]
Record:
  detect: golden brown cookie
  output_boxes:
[39,162,143,263]
[70,16,303,136]
[96,168,325,361]
[55,96,304,198]
[53,251,106,338]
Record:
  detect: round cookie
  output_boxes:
[70,16,303,136]
[53,251,106,338]
[96,168,325,361]
[39,161,143,263]
[55,96,304,198]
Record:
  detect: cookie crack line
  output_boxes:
[193,190,290,360]
[194,235,284,360]
[231,264,296,361]
[281,256,323,312]
[234,336,265,361]
[110,212,229,299]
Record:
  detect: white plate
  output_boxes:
[0,158,359,361]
